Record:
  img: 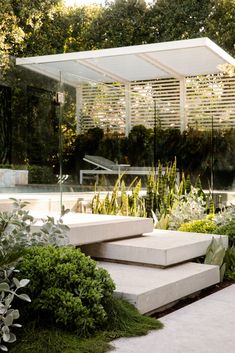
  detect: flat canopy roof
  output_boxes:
[16,37,235,87]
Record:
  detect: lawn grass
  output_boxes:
[10,299,163,353]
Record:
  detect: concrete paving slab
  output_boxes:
[99,261,219,314]
[83,230,228,266]
[110,285,235,353]
[32,212,153,245]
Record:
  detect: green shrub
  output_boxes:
[214,220,235,246]
[178,217,217,234]
[224,246,235,280]
[17,246,115,336]
[0,164,30,170]
[0,164,13,169]
[28,165,56,184]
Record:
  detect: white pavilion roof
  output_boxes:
[16,37,235,87]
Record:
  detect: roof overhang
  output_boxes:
[16,37,235,87]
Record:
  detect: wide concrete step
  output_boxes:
[32,212,153,245]
[99,261,220,314]
[82,230,228,266]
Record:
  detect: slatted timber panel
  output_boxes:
[186,74,235,128]
[79,74,235,133]
[80,82,126,133]
[130,78,181,129]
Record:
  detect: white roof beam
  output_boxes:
[16,38,211,65]
[16,38,235,68]
[205,38,235,66]
[137,53,183,80]
[78,59,128,84]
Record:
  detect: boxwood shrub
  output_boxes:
[17,246,115,336]
[178,217,217,234]
[214,220,235,246]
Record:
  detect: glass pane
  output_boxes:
[0,60,63,214]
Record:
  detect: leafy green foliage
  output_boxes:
[2,0,234,66]
[214,220,235,247]
[0,266,30,352]
[145,159,207,229]
[178,217,217,234]
[147,0,212,43]
[0,198,69,266]
[145,159,179,218]
[86,0,148,49]
[91,175,146,217]
[0,0,62,69]
[204,237,226,281]
[223,246,235,281]
[17,246,115,336]
[126,125,153,167]
[27,165,57,184]
[205,0,235,57]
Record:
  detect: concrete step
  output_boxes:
[32,212,153,245]
[110,285,235,353]
[82,230,228,266]
[99,261,220,314]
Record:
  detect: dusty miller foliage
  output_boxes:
[0,267,31,352]
[168,187,206,230]
[0,198,69,265]
[213,204,235,226]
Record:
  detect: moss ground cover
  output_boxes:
[11,298,162,353]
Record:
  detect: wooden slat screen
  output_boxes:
[79,74,235,133]
[186,74,235,128]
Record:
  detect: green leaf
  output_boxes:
[19,279,30,288]
[7,333,16,343]
[5,294,13,307]
[12,323,22,328]
[0,283,10,292]
[16,293,31,302]
[12,310,20,320]
[2,332,10,342]
[13,278,21,289]
[0,344,8,351]
[4,313,13,327]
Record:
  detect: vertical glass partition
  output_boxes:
[1,59,235,216]
[0,60,69,214]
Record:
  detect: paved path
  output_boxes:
[110,285,235,353]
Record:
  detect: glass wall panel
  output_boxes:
[1,59,234,216]
[0,60,65,214]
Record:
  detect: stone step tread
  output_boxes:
[99,261,220,314]
[33,212,153,245]
[83,230,228,266]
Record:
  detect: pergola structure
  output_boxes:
[16,37,235,135]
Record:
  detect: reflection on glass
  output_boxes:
[0,57,235,217]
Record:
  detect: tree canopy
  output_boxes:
[0,0,234,61]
